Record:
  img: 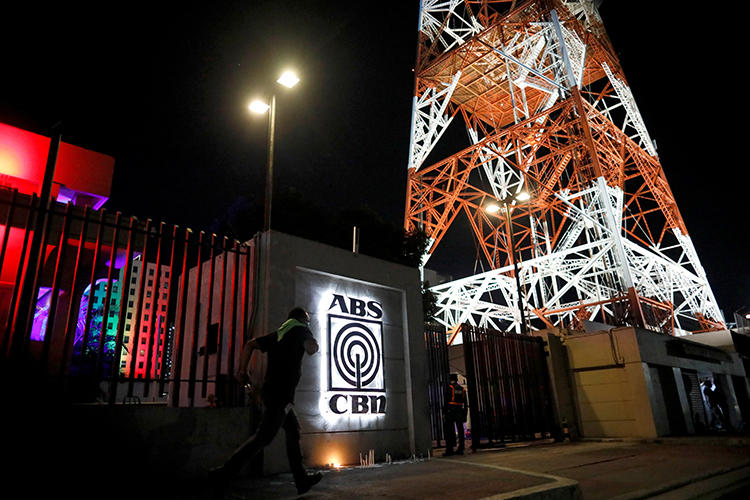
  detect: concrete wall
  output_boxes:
[252,231,430,473]
[635,330,747,434]
[175,250,251,408]
[10,403,264,496]
[561,327,748,439]
[564,328,659,438]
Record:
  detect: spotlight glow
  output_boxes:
[516,191,530,201]
[277,71,300,88]
[485,203,501,214]
[249,100,270,114]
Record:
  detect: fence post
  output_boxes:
[11,129,61,356]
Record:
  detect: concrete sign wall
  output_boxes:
[253,231,430,473]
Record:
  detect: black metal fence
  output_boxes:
[462,324,553,448]
[0,188,257,407]
[424,322,450,446]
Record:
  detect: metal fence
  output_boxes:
[424,322,450,446]
[462,324,553,448]
[0,188,257,407]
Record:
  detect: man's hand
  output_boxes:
[304,338,319,355]
[235,369,250,386]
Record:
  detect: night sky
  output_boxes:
[1,1,747,320]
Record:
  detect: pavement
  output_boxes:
[172,435,750,500]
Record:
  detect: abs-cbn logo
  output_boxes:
[326,294,386,415]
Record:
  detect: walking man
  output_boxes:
[211,307,322,495]
[443,373,467,456]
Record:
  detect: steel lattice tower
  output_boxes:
[405,0,724,338]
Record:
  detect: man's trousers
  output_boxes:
[224,400,305,481]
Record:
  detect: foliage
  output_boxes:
[210,187,432,269]
[422,281,440,322]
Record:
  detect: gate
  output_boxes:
[424,322,450,446]
[462,324,553,449]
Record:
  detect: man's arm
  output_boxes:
[235,338,259,384]
[304,337,319,355]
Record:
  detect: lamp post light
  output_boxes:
[249,70,300,232]
[486,191,531,335]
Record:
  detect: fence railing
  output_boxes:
[424,322,450,446]
[462,324,553,448]
[0,188,257,407]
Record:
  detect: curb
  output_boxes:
[480,479,581,500]
[609,460,750,500]
[443,459,582,500]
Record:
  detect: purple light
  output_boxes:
[105,251,141,270]
[31,287,58,341]
[57,185,109,210]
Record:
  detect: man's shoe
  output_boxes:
[296,471,323,495]
[208,465,229,482]
[208,466,228,500]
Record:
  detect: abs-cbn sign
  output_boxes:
[325,294,386,416]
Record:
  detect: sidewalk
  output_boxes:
[177,436,750,499]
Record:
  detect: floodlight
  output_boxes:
[277,71,300,88]
[249,100,270,114]
[485,203,501,214]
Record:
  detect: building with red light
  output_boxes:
[1,122,116,341]
[120,259,172,380]
[0,122,114,208]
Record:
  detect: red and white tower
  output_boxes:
[405,0,724,337]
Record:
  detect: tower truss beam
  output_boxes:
[405,0,724,335]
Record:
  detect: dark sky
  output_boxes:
[1,1,747,319]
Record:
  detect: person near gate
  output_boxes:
[210,307,322,496]
[443,373,468,456]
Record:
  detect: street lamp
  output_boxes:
[486,191,531,334]
[248,70,300,232]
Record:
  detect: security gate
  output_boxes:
[462,325,553,449]
[424,322,450,446]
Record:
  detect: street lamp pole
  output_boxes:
[486,192,530,335]
[250,71,299,232]
[248,70,299,337]
[263,94,276,232]
[503,202,528,335]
